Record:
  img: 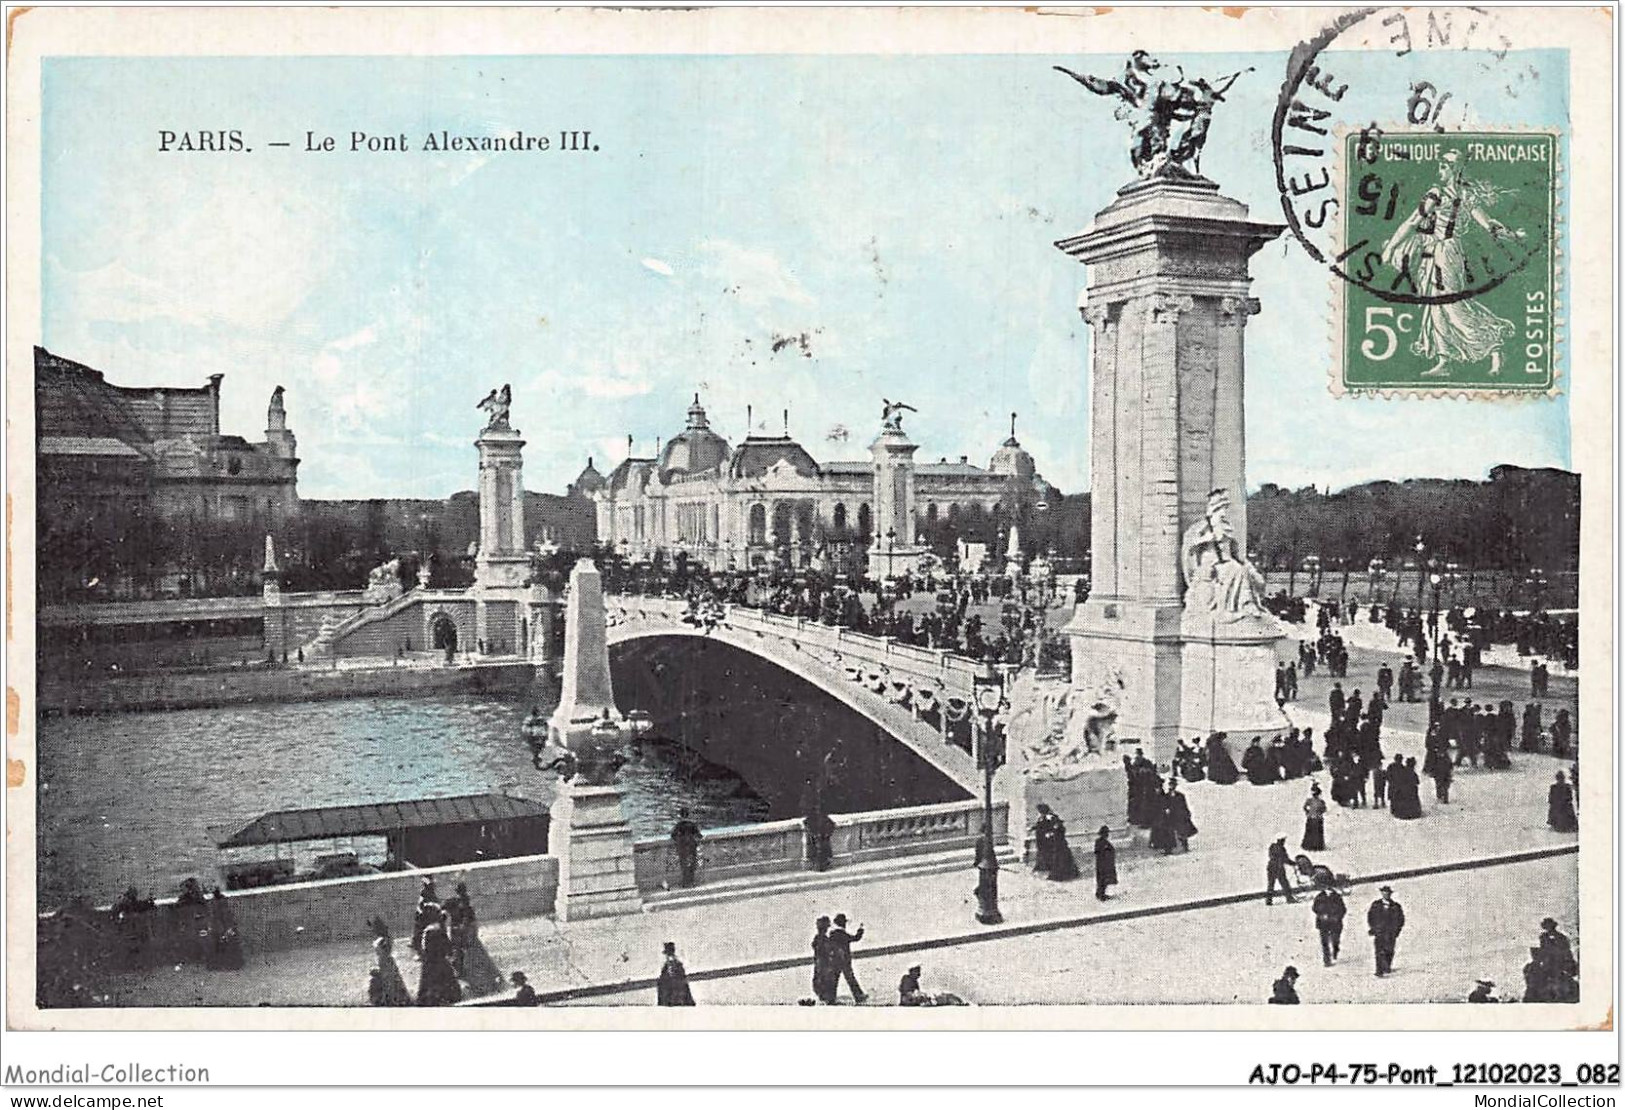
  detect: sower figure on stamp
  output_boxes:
[1367,885,1406,977]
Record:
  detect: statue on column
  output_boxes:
[1055,52,1252,178]
[1179,489,1267,620]
[881,398,916,432]
[477,383,513,431]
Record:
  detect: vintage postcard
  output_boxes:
[3,5,1615,1048]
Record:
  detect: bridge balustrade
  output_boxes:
[629,799,1008,895]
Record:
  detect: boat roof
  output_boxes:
[213,792,550,848]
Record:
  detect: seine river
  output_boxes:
[35,691,768,908]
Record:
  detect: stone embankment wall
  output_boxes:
[39,659,538,715]
[227,853,559,956]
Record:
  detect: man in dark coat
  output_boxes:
[1093,825,1117,901]
[1547,771,1577,832]
[1329,682,1345,725]
[1312,886,1347,966]
[827,914,866,1003]
[1166,783,1196,851]
[656,941,695,1006]
[810,916,836,1003]
[671,809,703,887]
[1269,966,1301,1004]
[1266,837,1297,905]
[1367,886,1405,976]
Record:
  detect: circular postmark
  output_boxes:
[1272,7,1553,308]
[1271,8,1563,389]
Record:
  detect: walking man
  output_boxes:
[1367,885,1406,977]
[827,913,867,1003]
[1093,824,1117,901]
[1312,886,1347,966]
[1266,836,1298,905]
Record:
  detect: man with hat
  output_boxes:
[828,913,866,1004]
[1311,884,1347,966]
[1269,966,1301,1004]
[1467,978,1498,1003]
[1367,885,1406,976]
[656,941,695,1006]
[509,970,538,1006]
[1266,836,1297,905]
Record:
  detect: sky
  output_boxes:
[41,50,1572,500]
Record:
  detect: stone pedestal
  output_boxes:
[550,784,641,922]
[473,424,533,656]
[474,426,530,592]
[1058,174,1289,766]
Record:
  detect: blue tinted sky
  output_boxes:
[42,51,1571,499]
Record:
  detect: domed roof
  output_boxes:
[571,456,606,497]
[658,395,730,481]
[726,435,820,480]
[989,412,1035,480]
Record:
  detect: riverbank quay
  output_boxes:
[89,729,1577,1008]
[38,656,541,715]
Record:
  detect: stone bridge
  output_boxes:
[602,595,1007,797]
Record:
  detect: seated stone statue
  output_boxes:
[1180,489,1266,621]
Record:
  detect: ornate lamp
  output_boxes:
[971,659,1008,926]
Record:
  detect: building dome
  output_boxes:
[658,395,731,481]
[989,412,1035,481]
[571,456,606,498]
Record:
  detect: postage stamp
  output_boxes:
[0,6,1615,1067]
[1337,130,1561,393]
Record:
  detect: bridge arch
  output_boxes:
[603,619,974,816]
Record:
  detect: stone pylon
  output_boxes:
[473,419,532,656]
[546,557,640,920]
[867,422,927,579]
[1058,173,1290,764]
[548,558,622,746]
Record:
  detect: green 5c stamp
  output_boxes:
[1338,131,1559,393]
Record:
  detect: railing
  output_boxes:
[629,799,1008,895]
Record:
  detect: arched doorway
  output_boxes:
[430,613,458,652]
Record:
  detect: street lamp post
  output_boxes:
[972,660,1007,926]
[1429,570,1444,655]
[1304,554,1322,598]
[1413,536,1427,612]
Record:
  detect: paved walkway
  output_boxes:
[98,706,1578,1007]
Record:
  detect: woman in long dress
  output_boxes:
[415,914,463,1006]
[1206,733,1239,785]
[372,934,412,1006]
[1148,784,1178,854]
[1390,757,1425,820]
[1379,151,1522,377]
[1041,809,1082,881]
[1301,783,1327,850]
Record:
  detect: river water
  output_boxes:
[35,690,769,908]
